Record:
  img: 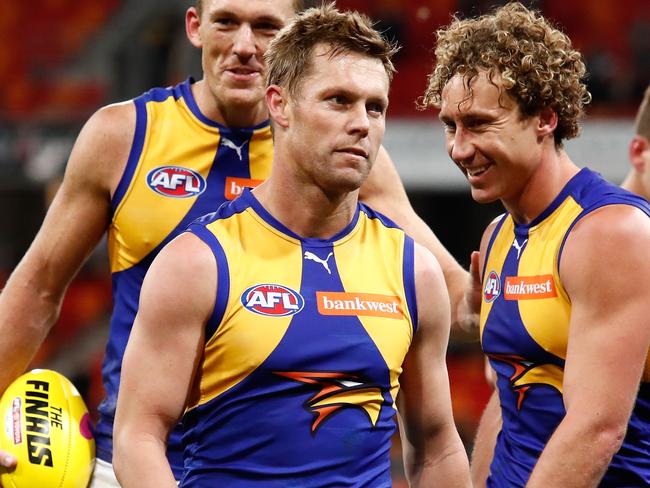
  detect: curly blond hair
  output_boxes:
[422,2,591,145]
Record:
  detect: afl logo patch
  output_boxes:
[241,284,304,317]
[147,166,206,198]
[483,270,501,303]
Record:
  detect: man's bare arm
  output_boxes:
[527,205,650,486]
[467,217,503,486]
[397,243,471,487]
[470,389,500,487]
[0,103,133,468]
[113,232,216,487]
[0,103,134,384]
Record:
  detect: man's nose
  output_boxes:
[233,24,256,59]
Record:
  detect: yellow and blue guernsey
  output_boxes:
[181,188,417,487]
[95,78,273,475]
[480,168,650,487]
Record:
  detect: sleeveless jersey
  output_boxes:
[95,78,273,475]
[480,168,650,487]
[181,188,418,487]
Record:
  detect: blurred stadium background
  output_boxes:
[1,0,648,485]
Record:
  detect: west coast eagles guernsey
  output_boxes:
[95,78,273,474]
[181,188,418,487]
[481,168,650,487]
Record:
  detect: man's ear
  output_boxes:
[629,135,649,172]
[266,86,290,129]
[537,107,558,138]
[186,7,203,49]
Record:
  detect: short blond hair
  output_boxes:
[196,0,304,18]
[423,2,591,146]
[635,85,650,140]
[264,3,398,98]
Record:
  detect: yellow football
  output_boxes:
[0,369,95,488]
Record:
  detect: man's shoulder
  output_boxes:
[571,203,650,240]
[358,201,402,231]
[64,101,137,194]
[572,167,650,215]
[92,100,136,128]
[560,203,650,288]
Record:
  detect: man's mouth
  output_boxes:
[227,67,259,75]
[465,163,491,177]
[338,147,369,159]
[224,67,261,81]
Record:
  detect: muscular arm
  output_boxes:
[0,102,133,468]
[526,205,650,487]
[360,146,477,334]
[397,243,471,487]
[113,233,216,487]
[470,389,500,487]
[468,218,502,486]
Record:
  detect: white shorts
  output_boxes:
[88,458,120,488]
[87,457,180,487]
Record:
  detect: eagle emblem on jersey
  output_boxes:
[489,353,563,410]
[274,371,385,433]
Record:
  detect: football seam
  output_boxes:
[58,386,72,488]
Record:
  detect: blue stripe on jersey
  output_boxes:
[204,128,256,202]
[111,95,148,213]
[358,202,401,229]
[111,80,190,214]
[481,214,507,281]
[402,235,418,334]
[184,226,231,342]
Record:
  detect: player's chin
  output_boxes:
[327,170,369,194]
[470,186,499,204]
[221,85,265,106]
[336,153,371,173]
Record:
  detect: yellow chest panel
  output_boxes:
[108,81,273,273]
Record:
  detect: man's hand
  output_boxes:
[0,450,17,479]
[455,251,482,335]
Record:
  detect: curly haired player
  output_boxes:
[423,3,650,486]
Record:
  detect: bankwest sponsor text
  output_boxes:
[504,275,557,300]
[317,292,402,319]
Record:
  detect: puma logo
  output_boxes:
[220,137,249,161]
[512,238,528,260]
[304,251,333,274]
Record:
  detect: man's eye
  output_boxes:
[442,121,456,132]
[367,103,385,115]
[215,18,235,27]
[255,22,281,32]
